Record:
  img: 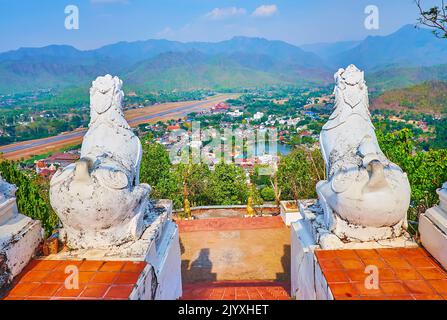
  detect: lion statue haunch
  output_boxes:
[317,65,411,242]
[50,75,151,249]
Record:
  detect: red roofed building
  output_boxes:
[211,102,230,113]
[38,168,56,179]
[35,152,80,176]
[299,131,311,137]
[167,125,181,131]
[46,153,80,162]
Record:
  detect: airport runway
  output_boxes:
[0,95,234,159]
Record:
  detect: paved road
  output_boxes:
[0,96,226,155]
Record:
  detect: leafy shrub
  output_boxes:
[260,186,276,201]
[0,160,58,236]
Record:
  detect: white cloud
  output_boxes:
[155,27,174,38]
[204,7,247,20]
[252,4,278,17]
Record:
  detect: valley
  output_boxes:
[0,94,237,160]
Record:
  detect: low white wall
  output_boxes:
[290,220,333,300]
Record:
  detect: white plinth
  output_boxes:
[280,201,303,226]
[281,211,302,226]
[0,213,43,289]
[0,198,18,225]
[290,221,333,300]
[420,209,447,270]
[290,199,417,300]
[47,200,182,300]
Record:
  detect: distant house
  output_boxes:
[35,152,80,178]
[46,152,80,168]
[38,168,56,179]
[167,125,181,131]
[299,131,311,137]
[253,112,264,121]
[211,102,230,113]
[227,109,244,118]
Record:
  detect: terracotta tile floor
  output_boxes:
[180,216,291,300]
[181,281,291,300]
[1,259,146,300]
[315,247,447,300]
[177,216,284,233]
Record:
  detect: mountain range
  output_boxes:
[1,25,447,94]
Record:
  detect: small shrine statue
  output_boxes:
[317,65,411,242]
[50,75,152,249]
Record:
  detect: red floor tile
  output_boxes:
[2,259,146,300]
[19,270,50,282]
[346,269,368,282]
[325,270,349,283]
[78,271,96,283]
[54,284,86,298]
[114,272,140,285]
[99,261,126,272]
[91,271,118,284]
[29,283,61,298]
[330,283,357,298]
[354,249,381,260]
[80,284,109,298]
[104,285,134,299]
[404,280,436,295]
[7,283,40,297]
[122,261,146,273]
[417,268,447,280]
[53,260,83,272]
[394,268,422,281]
[79,261,104,272]
[317,247,447,301]
[353,282,382,296]
[380,282,409,295]
[428,279,447,294]
[181,281,290,300]
[408,257,437,269]
[178,216,284,233]
[29,260,61,271]
[339,259,365,270]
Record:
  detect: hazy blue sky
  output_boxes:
[0,0,439,52]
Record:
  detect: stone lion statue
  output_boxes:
[50,75,151,249]
[317,65,411,242]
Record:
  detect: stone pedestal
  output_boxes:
[46,200,182,300]
[0,198,43,292]
[46,76,182,300]
[280,201,302,226]
[290,199,417,300]
[420,185,447,270]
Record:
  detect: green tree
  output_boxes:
[140,138,172,187]
[0,161,58,236]
[277,148,324,202]
[260,186,276,202]
[377,128,447,220]
[175,162,212,207]
[208,162,250,205]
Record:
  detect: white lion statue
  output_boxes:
[317,65,411,242]
[50,75,151,249]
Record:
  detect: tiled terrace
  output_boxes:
[182,281,290,300]
[2,259,146,300]
[179,216,291,300]
[316,247,447,300]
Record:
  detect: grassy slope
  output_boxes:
[370,80,447,114]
